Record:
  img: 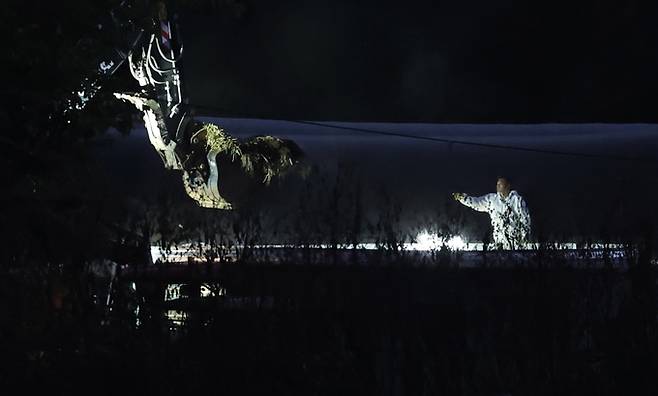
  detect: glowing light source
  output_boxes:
[412,231,467,251]
[413,230,440,250]
[445,235,467,250]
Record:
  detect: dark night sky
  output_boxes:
[178,0,658,123]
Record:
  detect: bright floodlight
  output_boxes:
[445,235,467,251]
[412,231,466,251]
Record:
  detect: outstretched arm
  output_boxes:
[453,193,494,213]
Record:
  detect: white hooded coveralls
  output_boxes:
[458,190,531,249]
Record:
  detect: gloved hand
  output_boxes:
[452,192,465,201]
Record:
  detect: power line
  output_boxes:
[189,103,658,164]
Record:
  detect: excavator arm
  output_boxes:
[62,1,302,209]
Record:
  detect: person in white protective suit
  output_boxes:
[452,177,531,249]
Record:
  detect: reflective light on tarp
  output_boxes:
[149,240,629,263]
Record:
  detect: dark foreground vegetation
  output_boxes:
[2,255,657,396]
